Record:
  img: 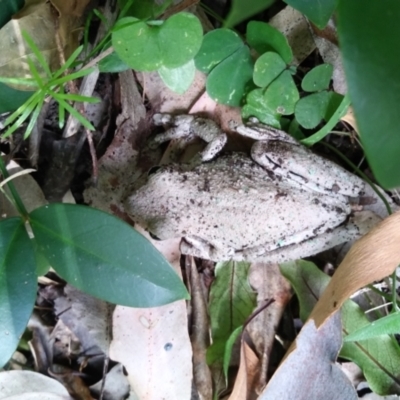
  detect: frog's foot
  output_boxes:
[235,118,297,143]
[180,236,234,260]
[152,113,227,161]
[237,210,381,263]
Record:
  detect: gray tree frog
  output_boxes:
[124,114,380,263]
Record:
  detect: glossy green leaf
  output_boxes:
[242,88,281,127]
[295,91,331,129]
[112,13,203,71]
[0,0,24,28]
[29,204,189,308]
[158,12,203,68]
[206,46,254,106]
[344,312,400,342]
[280,260,400,395]
[284,0,337,29]
[0,218,37,368]
[194,29,243,74]
[207,261,256,366]
[337,1,400,188]
[263,70,299,115]
[0,83,34,113]
[224,0,275,28]
[158,60,195,94]
[247,21,293,64]
[253,52,286,88]
[302,64,333,92]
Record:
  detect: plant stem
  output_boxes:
[0,157,30,219]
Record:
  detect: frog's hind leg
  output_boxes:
[153,113,227,161]
[239,211,381,263]
[180,236,234,261]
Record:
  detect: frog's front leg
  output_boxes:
[236,120,364,197]
[180,236,236,261]
[153,113,227,161]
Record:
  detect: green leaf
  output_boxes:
[284,0,337,29]
[246,21,293,64]
[263,70,299,115]
[344,312,400,342]
[223,326,243,381]
[301,93,350,145]
[112,17,162,71]
[242,88,281,127]
[0,83,34,114]
[0,218,37,368]
[98,51,130,73]
[295,91,332,129]
[280,260,400,395]
[158,12,203,68]
[337,1,400,188]
[194,29,243,74]
[29,204,189,308]
[253,52,286,88]
[0,0,24,29]
[158,60,195,94]
[112,13,203,71]
[302,64,333,92]
[224,0,275,28]
[207,261,256,366]
[206,46,254,106]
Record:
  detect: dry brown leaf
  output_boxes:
[341,107,359,133]
[309,210,400,328]
[248,263,292,389]
[190,258,213,400]
[228,340,260,400]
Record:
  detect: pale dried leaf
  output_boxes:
[259,313,357,400]
[110,301,192,400]
[0,370,72,399]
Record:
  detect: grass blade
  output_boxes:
[22,31,52,78]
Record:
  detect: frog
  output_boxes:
[124,114,381,263]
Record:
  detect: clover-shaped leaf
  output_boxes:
[302,64,333,92]
[247,21,293,63]
[112,13,203,71]
[253,52,286,88]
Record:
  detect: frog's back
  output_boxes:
[126,153,351,252]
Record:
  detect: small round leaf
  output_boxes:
[302,64,333,92]
[158,60,195,94]
[112,17,162,71]
[159,12,203,68]
[253,52,286,88]
[246,21,293,64]
[194,29,243,73]
[295,91,331,129]
[242,88,281,127]
[263,70,299,115]
[206,46,254,106]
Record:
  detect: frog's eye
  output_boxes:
[149,231,161,241]
[148,165,162,176]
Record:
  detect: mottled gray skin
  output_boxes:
[125,118,379,263]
